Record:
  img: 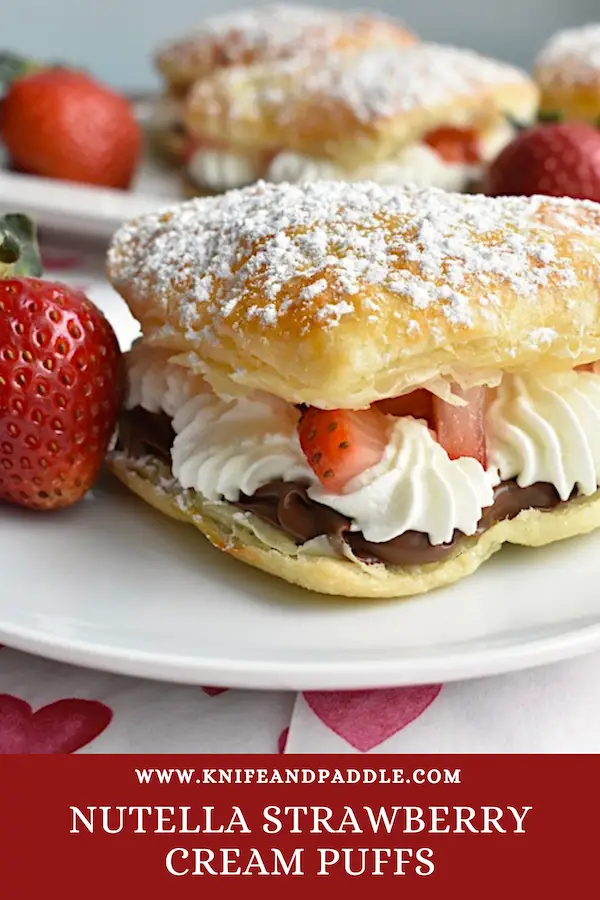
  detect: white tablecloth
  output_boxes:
[2,237,600,755]
[2,644,600,752]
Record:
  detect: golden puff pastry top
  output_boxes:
[535,23,600,121]
[185,43,538,166]
[156,3,416,92]
[106,181,600,410]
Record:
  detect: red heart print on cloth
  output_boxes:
[201,687,228,696]
[278,728,289,754]
[303,686,442,752]
[0,694,112,753]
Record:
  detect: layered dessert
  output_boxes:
[534,23,600,124]
[106,181,600,598]
[151,3,416,165]
[182,42,538,195]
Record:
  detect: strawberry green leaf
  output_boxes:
[0,214,42,278]
[0,51,40,92]
[537,110,562,123]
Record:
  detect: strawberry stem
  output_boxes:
[0,214,42,278]
[538,110,562,124]
[0,51,40,93]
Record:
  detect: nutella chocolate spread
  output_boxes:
[117,408,563,566]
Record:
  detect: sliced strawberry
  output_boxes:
[298,407,388,493]
[423,127,480,164]
[375,389,434,426]
[432,386,487,466]
[575,363,595,372]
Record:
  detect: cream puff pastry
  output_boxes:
[535,23,600,123]
[182,42,538,194]
[106,180,600,599]
[150,3,416,163]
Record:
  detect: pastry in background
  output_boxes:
[150,3,417,164]
[106,181,600,599]
[182,42,538,196]
[534,23,600,124]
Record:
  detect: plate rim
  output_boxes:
[2,616,600,689]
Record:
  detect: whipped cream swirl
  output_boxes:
[126,348,600,548]
[125,343,207,417]
[266,122,515,190]
[309,417,497,545]
[187,148,261,191]
[487,371,600,500]
[171,392,313,502]
[126,345,314,501]
[188,119,516,192]
[266,144,478,192]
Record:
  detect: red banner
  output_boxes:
[0,754,595,896]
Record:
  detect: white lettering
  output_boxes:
[317,849,339,874]
[430,807,450,833]
[166,848,189,876]
[415,848,435,876]
[70,806,95,834]
[363,806,402,834]
[509,806,532,832]
[454,807,478,833]
[156,806,176,833]
[262,806,282,834]
[191,848,218,875]
[404,807,426,833]
[273,848,304,875]
[482,807,506,833]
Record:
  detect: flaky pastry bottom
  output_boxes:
[106,451,600,599]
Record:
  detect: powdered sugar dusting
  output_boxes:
[158,4,409,75]
[195,42,532,126]
[107,180,600,346]
[304,43,530,122]
[535,23,600,86]
[301,278,328,300]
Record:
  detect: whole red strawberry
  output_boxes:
[0,278,122,509]
[485,122,600,201]
[1,68,142,189]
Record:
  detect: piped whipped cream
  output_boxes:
[266,143,479,191]
[171,392,313,501]
[126,348,600,546]
[188,120,516,191]
[125,343,207,417]
[308,417,497,545]
[266,121,516,190]
[487,370,600,500]
[187,148,262,191]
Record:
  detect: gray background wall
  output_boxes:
[3,0,598,93]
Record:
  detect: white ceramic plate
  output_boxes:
[2,116,600,690]
[2,471,600,689]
